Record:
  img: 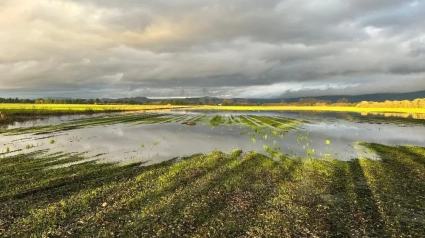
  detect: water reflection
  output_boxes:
[360,112,425,119]
[1,111,425,163]
[174,109,425,120]
[0,113,121,130]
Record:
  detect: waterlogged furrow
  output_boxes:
[0,114,149,135]
[185,115,207,123]
[239,116,261,128]
[134,115,181,124]
[245,116,275,129]
[239,115,301,136]
[159,115,190,124]
[75,114,164,126]
[250,116,301,131]
[237,116,264,136]
[0,114,169,135]
[209,115,226,126]
[173,115,191,123]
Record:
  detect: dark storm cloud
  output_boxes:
[0,0,424,98]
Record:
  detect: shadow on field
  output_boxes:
[348,160,386,235]
[358,143,425,235]
[1,144,425,237]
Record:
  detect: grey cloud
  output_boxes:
[0,0,424,99]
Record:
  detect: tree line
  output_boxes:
[0,98,34,103]
[0,98,101,104]
[262,98,354,107]
[356,98,425,108]
[0,97,202,105]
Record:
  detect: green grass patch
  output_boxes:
[1,144,424,237]
[0,104,191,116]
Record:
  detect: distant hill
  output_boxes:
[244,90,425,104]
[99,90,425,104]
[282,90,425,103]
[101,97,149,103]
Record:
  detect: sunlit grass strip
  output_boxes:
[0,104,192,115]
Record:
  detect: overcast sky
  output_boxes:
[1,0,424,99]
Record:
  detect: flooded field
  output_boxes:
[2,110,425,237]
[1,111,425,163]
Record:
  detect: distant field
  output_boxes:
[195,105,425,114]
[0,104,190,115]
[1,104,425,116]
